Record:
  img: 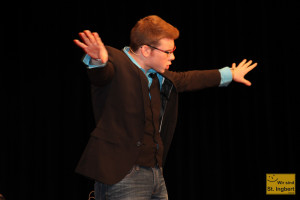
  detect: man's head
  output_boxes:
[129,15,179,73]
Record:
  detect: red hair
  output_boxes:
[130,15,179,51]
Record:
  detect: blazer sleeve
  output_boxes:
[164,69,221,92]
[86,61,115,87]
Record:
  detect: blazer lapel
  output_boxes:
[138,69,151,123]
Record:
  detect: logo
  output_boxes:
[266,173,296,195]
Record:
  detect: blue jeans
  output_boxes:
[94,165,168,200]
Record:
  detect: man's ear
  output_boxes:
[140,45,152,58]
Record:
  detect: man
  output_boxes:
[74,15,257,200]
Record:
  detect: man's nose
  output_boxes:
[169,53,175,61]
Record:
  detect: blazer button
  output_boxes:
[136,141,142,147]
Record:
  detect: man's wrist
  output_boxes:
[231,68,235,80]
[82,54,107,68]
[90,58,105,65]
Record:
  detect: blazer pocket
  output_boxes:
[90,127,121,145]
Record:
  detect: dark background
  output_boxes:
[1,0,298,199]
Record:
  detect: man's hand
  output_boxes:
[231,59,257,86]
[74,30,108,63]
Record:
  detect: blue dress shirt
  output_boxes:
[82,46,232,88]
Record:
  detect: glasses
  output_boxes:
[146,44,176,55]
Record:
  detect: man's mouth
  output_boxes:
[166,63,172,69]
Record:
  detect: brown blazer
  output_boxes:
[75,46,221,184]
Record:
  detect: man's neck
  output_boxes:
[128,48,150,73]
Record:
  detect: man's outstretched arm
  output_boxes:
[74,30,114,86]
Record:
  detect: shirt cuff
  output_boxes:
[82,54,107,69]
[218,66,232,87]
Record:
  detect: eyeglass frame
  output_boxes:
[145,44,176,55]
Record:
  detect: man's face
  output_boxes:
[146,38,176,73]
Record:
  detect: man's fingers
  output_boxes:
[237,59,247,68]
[243,79,252,86]
[238,59,252,69]
[244,60,253,68]
[83,30,97,44]
[73,39,88,49]
[79,32,93,46]
[93,32,103,45]
[246,62,258,73]
[232,62,236,69]
[237,59,258,71]
[238,77,252,86]
[78,30,97,46]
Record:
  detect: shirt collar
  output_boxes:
[123,46,157,77]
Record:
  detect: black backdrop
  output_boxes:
[1,0,298,199]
